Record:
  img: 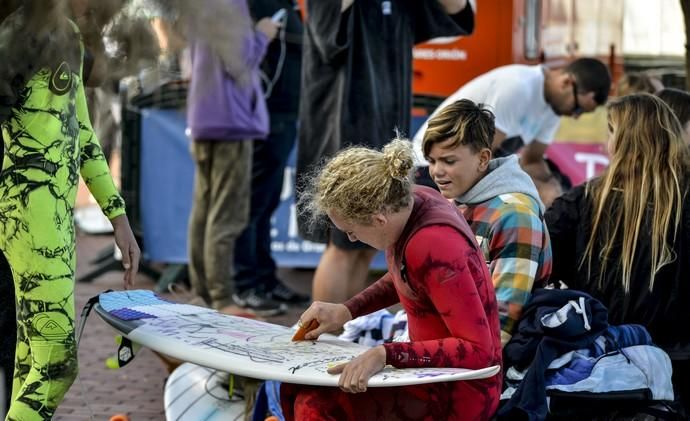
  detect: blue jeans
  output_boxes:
[235,117,297,293]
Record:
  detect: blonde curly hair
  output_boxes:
[301,138,415,226]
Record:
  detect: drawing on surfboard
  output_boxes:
[96,290,500,387]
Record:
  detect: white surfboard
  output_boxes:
[96,290,500,387]
[164,363,245,421]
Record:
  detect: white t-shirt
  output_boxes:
[412,65,561,166]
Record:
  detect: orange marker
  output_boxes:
[109,414,130,421]
[292,319,320,341]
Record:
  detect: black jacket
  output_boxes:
[545,182,690,358]
[295,0,474,242]
[499,288,610,420]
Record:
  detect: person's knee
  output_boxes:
[61,354,79,387]
[358,248,378,261]
[207,215,249,245]
[31,343,79,388]
[328,244,375,264]
[9,349,78,417]
[327,243,355,260]
[45,351,79,410]
[24,312,79,388]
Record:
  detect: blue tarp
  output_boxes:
[138,108,388,269]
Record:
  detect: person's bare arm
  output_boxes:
[520,140,551,180]
[151,17,186,54]
[437,0,468,14]
[533,177,563,208]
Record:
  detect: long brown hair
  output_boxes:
[582,93,690,291]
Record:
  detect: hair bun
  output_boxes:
[382,138,414,181]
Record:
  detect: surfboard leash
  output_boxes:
[77,290,141,368]
[74,290,115,421]
[76,290,111,349]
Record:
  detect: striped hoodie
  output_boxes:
[456,155,552,346]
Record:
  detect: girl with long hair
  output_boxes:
[545,93,690,411]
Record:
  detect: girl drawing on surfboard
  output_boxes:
[284,139,502,420]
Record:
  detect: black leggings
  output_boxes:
[0,251,15,414]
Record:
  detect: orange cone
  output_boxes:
[109,414,130,421]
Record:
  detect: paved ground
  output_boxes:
[53,231,312,421]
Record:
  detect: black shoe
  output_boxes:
[268,282,310,304]
[232,289,287,317]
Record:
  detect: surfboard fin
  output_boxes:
[106,335,141,369]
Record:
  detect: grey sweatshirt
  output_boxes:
[455,155,545,213]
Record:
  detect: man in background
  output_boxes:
[296,0,475,304]
[413,58,611,207]
[233,0,309,312]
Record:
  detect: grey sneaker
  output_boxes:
[232,289,287,317]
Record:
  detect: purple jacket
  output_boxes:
[187,7,269,141]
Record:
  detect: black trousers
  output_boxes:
[0,251,16,414]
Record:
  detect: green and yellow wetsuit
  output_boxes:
[0,19,125,420]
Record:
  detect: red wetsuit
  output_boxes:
[281,187,502,420]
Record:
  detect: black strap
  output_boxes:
[76,289,112,348]
[116,336,136,368]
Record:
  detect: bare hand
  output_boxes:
[328,346,386,393]
[297,302,352,340]
[110,214,140,290]
[438,0,468,15]
[256,17,280,41]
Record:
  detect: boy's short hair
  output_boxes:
[422,98,495,158]
[565,58,611,105]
